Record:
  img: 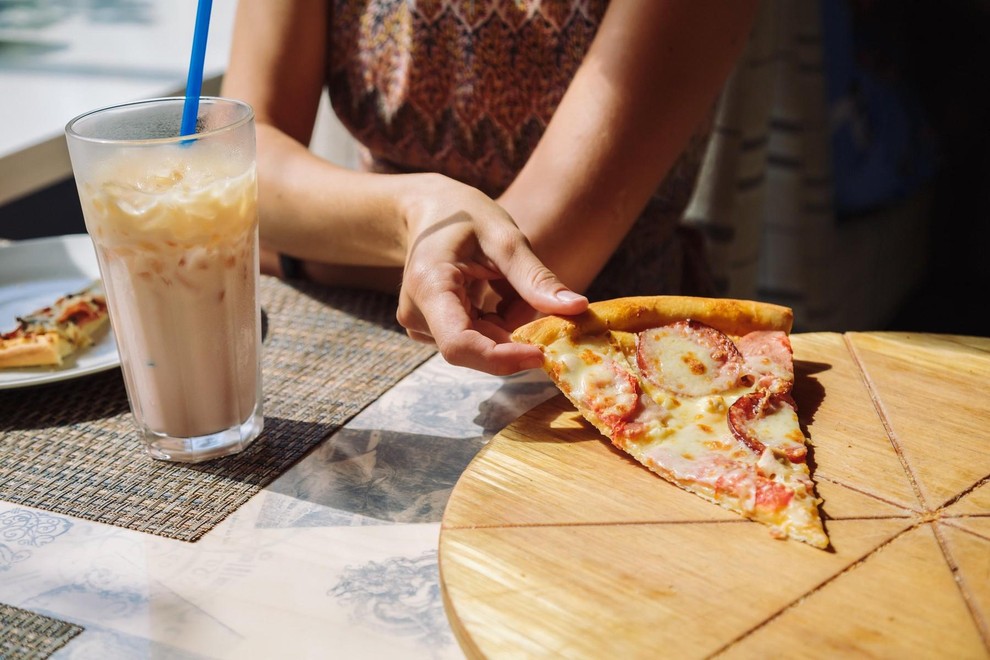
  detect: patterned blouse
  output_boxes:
[325,0,715,299]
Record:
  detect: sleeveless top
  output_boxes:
[325,0,715,300]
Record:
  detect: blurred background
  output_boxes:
[1,0,986,336]
[826,0,988,337]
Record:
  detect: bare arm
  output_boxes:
[500,0,759,293]
[222,0,588,374]
[222,0,408,270]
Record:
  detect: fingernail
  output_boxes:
[555,290,586,303]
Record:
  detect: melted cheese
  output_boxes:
[747,399,806,457]
[545,336,671,433]
[541,330,827,547]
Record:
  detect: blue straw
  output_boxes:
[180,0,213,137]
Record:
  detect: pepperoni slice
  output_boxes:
[736,330,795,390]
[57,300,102,326]
[712,463,795,512]
[727,390,807,463]
[754,477,796,511]
[637,320,747,396]
[577,356,641,432]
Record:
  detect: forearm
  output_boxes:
[253,124,409,268]
[500,0,759,293]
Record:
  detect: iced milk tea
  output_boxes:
[66,98,263,462]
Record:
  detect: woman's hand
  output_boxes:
[395,174,588,376]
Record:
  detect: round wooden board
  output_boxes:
[439,332,990,659]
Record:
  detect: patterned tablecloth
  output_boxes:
[0,274,559,658]
[0,277,437,541]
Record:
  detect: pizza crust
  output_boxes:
[512,295,793,346]
[0,331,68,368]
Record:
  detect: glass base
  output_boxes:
[143,408,264,463]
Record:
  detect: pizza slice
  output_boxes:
[511,295,829,549]
[0,283,110,369]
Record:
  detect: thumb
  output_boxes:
[501,250,589,317]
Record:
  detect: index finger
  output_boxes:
[427,289,546,375]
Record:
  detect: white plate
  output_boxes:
[0,234,120,389]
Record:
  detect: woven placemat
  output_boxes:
[0,277,435,542]
[0,602,83,660]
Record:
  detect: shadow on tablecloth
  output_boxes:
[0,277,436,542]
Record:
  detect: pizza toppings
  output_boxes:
[714,463,796,513]
[577,354,641,430]
[636,320,749,397]
[727,390,808,463]
[548,338,641,433]
[55,297,108,327]
[0,284,110,369]
[512,295,828,549]
[736,330,795,389]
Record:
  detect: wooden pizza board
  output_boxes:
[439,332,990,659]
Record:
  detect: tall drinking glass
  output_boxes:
[65,97,263,463]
